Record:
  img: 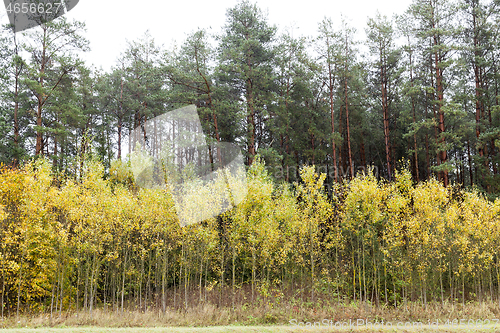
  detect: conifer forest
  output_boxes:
[1,0,500,322]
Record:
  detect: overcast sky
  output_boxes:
[2,0,414,70]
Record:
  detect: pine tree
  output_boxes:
[117,32,165,157]
[366,13,402,181]
[317,18,342,182]
[408,0,459,186]
[21,18,88,156]
[217,0,277,165]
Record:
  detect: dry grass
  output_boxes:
[0,324,500,333]
[1,300,499,330]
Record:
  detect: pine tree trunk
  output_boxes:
[381,44,392,181]
[36,26,48,155]
[247,76,256,165]
[328,61,338,182]
[344,35,354,179]
[13,40,22,166]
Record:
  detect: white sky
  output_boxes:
[37,0,414,71]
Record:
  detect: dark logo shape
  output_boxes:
[4,0,79,33]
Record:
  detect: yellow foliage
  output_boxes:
[2,157,500,312]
